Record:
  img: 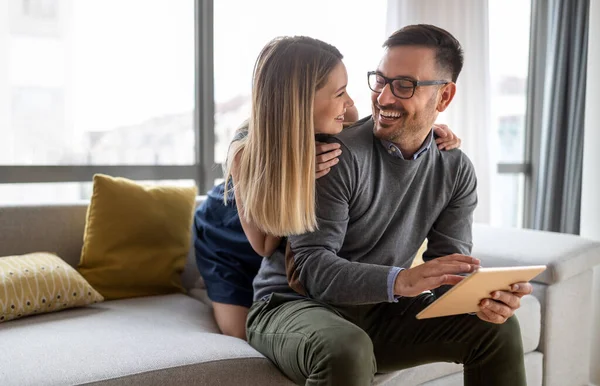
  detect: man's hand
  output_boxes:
[394,254,480,297]
[476,282,533,324]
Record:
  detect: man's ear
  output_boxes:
[437,82,456,112]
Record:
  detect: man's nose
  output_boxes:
[377,83,396,106]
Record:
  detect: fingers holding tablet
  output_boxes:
[475,281,535,324]
[477,303,513,324]
[415,265,546,320]
[478,295,517,324]
[509,282,534,296]
[491,290,521,309]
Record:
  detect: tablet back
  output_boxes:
[416,265,547,319]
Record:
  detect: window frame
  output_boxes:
[0,0,219,194]
[0,0,534,226]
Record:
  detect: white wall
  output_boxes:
[581,0,600,384]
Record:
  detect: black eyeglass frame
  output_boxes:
[367,71,450,99]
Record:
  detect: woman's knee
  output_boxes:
[213,302,249,340]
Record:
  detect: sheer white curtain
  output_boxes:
[386,0,493,223]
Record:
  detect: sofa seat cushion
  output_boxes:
[0,291,541,386]
[0,293,292,386]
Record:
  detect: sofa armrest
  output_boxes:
[472,223,600,285]
[472,223,600,386]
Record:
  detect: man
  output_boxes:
[247,24,533,386]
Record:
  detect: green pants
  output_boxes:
[246,293,526,386]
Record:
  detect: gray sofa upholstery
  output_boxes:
[1,198,599,386]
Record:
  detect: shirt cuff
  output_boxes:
[387,267,404,303]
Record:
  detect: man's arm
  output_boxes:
[390,152,481,299]
[425,152,478,259]
[287,141,393,305]
[418,152,534,323]
[424,153,478,297]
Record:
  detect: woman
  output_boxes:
[195,36,461,339]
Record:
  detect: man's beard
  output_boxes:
[375,93,438,143]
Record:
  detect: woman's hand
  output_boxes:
[315,141,342,179]
[433,123,462,150]
[314,122,459,180]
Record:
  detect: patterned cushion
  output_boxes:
[0,252,104,323]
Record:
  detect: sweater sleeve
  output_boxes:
[286,140,395,305]
[423,152,478,297]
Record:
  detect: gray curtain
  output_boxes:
[524,0,589,234]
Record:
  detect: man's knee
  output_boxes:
[497,315,524,353]
[309,324,376,382]
[472,315,524,362]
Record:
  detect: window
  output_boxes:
[213,0,388,164]
[0,180,196,205]
[22,0,59,20]
[489,0,531,227]
[9,0,61,37]
[1,0,535,229]
[10,87,65,165]
[0,0,196,204]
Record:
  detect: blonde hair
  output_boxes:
[225,36,343,236]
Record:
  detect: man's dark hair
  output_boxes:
[384,24,464,83]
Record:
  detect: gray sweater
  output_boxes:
[252,117,477,305]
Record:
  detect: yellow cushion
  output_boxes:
[77,174,197,300]
[0,252,104,323]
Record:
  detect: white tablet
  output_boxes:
[415,265,547,319]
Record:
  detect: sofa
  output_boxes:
[1,198,599,386]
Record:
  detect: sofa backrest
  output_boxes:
[2,198,599,290]
[0,197,206,291]
[472,224,600,285]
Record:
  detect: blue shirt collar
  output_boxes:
[380,129,434,160]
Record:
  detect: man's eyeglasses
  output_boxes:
[367,71,449,99]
